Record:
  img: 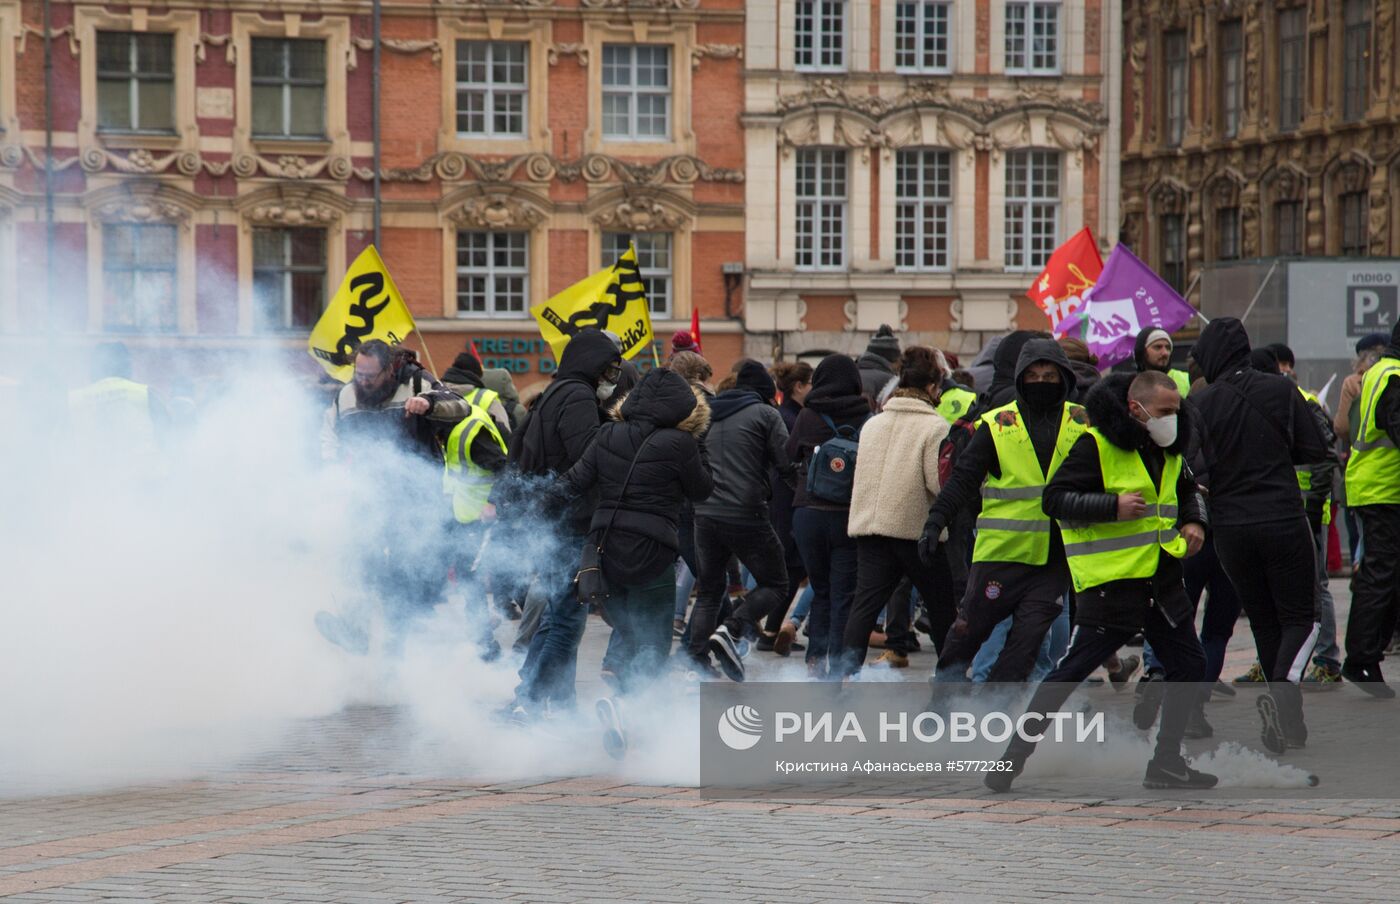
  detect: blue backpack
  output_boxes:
[805,414,867,505]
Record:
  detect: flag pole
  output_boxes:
[412,327,439,378]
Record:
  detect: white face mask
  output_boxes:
[596,381,617,402]
[1144,413,1178,447]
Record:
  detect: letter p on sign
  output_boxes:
[1348,285,1398,337]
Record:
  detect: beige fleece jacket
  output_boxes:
[847,394,950,540]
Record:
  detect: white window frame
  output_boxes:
[1005,0,1061,75]
[1003,149,1061,272]
[251,227,328,332]
[894,1,952,74]
[604,232,673,318]
[795,147,849,271]
[95,31,175,134]
[601,44,671,141]
[455,231,530,319]
[895,148,953,271]
[795,0,849,72]
[454,40,528,138]
[250,37,326,139]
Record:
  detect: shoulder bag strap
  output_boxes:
[595,431,658,553]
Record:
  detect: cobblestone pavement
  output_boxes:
[3,579,1399,902]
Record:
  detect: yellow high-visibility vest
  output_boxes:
[443,410,507,523]
[1346,358,1400,506]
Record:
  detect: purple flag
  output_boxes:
[1057,245,1197,367]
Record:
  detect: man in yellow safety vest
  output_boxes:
[443,401,509,660]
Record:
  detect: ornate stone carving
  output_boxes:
[245,201,341,229]
[16,25,79,57]
[580,0,698,7]
[1244,0,1264,130]
[91,196,190,225]
[1151,179,1189,216]
[1128,15,1148,146]
[196,33,233,65]
[692,44,743,69]
[592,193,687,231]
[548,43,589,66]
[776,79,1105,128]
[1370,190,1391,256]
[447,192,547,229]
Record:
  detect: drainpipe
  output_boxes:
[371,0,382,249]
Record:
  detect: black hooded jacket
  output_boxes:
[787,355,872,510]
[1188,318,1328,526]
[925,339,1083,544]
[565,368,713,584]
[983,330,1047,409]
[697,389,795,523]
[1043,373,1206,631]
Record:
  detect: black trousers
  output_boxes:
[1213,518,1319,685]
[935,561,1067,683]
[1183,535,1242,685]
[1006,592,1207,763]
[1346,504,1400,665]
[839,536,955,675]
[688,515,789,658]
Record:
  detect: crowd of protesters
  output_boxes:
[252,313,1400,789]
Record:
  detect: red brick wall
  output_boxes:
[195,224,238,334]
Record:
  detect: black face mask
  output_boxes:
[1019,382,1064,411]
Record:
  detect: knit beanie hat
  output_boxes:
[866,324,901,363]
[735,360,777,401]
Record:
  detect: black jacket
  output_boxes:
[857,353,897,403]
[565,368,713,584]
[926,339,1082,551]
[697,389,795,523]
[1188,318,1329,526]
[787,356,872,510]
[1043,373,1206,631]
[982,330,1046,409]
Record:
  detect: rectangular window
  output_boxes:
[455,41,527,137]
[1278,8,1305,132]
[602,45,670,140]
[1343,0,1371,122]
[604,233,672,317]
[1003,149,1060,271]
[795,148,848,270]
[96,32,174,133]
[103,224,177,332]
[1160,215,1185,293]
[1005,1,1060,74]
[895,1,951,72]
[1275,201,1304,256]
[795,0,847,71]
[1219,21,1243,139]
[1342,191,1369,257]
[252,228,327,331]
[895,148,952,271]
[1164,30,1188,147]
[250,38,326,139]
[1216,207,1241,261]
[456,232,529,318]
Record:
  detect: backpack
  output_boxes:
[806,414,867,504]
[938,416,979,486]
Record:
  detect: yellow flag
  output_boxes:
[307,246,417,382]
[530,244,654,361]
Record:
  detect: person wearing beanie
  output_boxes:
[670,330,698,357]
[1342,321,1400,697]
[689,359,798,680]
[442,351,513,437]
[858,324,902,404]
[1133,326,1192,397]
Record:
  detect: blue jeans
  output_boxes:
[792,507,857,667]
[1313,520,1341,668]
[515,532,587,710]
[674,558,695,620]
[971,604,1071,682]
[791,583,812,626]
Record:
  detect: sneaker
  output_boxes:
[1233,662,1267,685]
[499,701,533,728]
[1341,660,1397,699]
[596,697,627,760]
[756,632,777,652]
[774,621,798,657]
[1108,654,1141,693]
[1133,672,1165,730]
[1183,707,1213,739]
[984,755,1026,793]
[1143,756,1219,790]
[673,618,687,638]
[680,658,723,683]
[1302,663,1344,690]
[709,625,747,682]
[873,650,909,669]
[1212,681,1237,699]
[1256,692,1287,754]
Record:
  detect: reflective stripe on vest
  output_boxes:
[1346,359,1400,506]
[1059,429,1187,593]
[463,387,501,414]
[936,387,977,423]
[1294,387,1331,523]
[972,401,1088,566]
[443,411,507,523]
[1168,369,1191,398]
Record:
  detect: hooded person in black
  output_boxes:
[987,370,1216,792]
[503,328,623,720]
[1188,317,1329,750]
[982,330,1050,409]
[786,355,871,676]
[920,339,1085,682]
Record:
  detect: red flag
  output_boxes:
[1027,227,1104,334]
[466,339,483,364]
[690,307,703,355]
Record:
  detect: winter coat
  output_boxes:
[565,368,713,585]
[1188,318,1329,527]
[695,389,795,523]
[440,368,513,438]
[857,353,897,405]
[1065,358,1102,403]
[787,356,872,511]
[482,368,528,433]
[848,392,950,540]
[320,367,471,463]
[1043,373,1206,631]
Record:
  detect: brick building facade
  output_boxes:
[0,0,747,390]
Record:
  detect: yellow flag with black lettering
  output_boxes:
[530,244,654,361]
[307,246,417,382]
